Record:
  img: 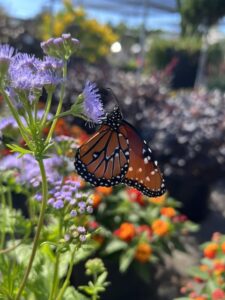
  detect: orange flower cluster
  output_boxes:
[152,219,170,236]
[203,243,219,259]
[181,233,225,300]
[135,243,152,263]
[91,186,113,208]
[114,223,136,242]
[160,207,176,218]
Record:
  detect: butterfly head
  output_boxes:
[102,106,123,130]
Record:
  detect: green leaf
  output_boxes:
[103,239,127,255]
[63,287,89,300]
[119,247,136,273]
[188,266,209,280]
[96,271,107,285]
[6,144,33,156]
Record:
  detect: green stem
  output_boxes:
[0,183,6,249]
[7,188,15,243]
[92,274,98,300]
[55,246,77,300]
[47,109,72,123]
[46,63,67,144]
[48,217,63,300]
[15,159,48,300]
[49,252,60,300]
[41,91,53,128]
[1,90,31,148]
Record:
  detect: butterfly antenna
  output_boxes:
[105,88,119,105]
[105,88,123,116]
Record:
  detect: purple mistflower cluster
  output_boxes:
[41,33,79,59]
[8,52,63,96]
[65,225,88,243]
[42,179,93,215]
[82,81,105,123]
[0,153,63,188]
[0,44,14,76]
[0,116,18,130]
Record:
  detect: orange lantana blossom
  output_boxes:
[160,207,176,218]
[152,219,170,236]
[135,243,152,263]
[95,186,113,195]
[203,243,219,259]
[114,223,136,242]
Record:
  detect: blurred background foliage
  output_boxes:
[37,0,118,62]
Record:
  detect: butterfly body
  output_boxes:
[75,106,166,197]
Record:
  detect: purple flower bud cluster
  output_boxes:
[44,180,93,217]
[41,33,79,60]
[0,153,63,188]
[0,44,14,77]
[81,81,105,123]
[66,225,87,243]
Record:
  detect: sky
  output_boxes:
[0,0,181,32]
[0,0,225,35]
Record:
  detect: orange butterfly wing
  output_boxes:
[122,121,166,197]
[74,124,129,186]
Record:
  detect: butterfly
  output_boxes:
[74,106,166,197]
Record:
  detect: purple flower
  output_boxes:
[0,44,14,78]
[79,235,86,242]
[62,33,71,39]
[86,206,93,214]
[47,198,55,205]
[82,81,104,123]
[77,226,86,233]
[0,44,14,61]
[64,234,71,241]
[11,53,40,70]
[38,69,62,90]
[53,199,64,209]
[35,193,42,202]
[0,116,18,130]
[40,56,64,71]
[70,210,77,217]
[78,201,86,209]
[9,66,42,92]
[41,34,79,59]
[9,53,62,94]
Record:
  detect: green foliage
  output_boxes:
[147,37,224,72]
[79,258,110,299]
[178,0,225,35]
[37,1,118,63]
[147,37,201,70]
